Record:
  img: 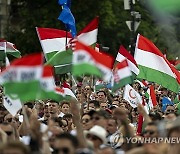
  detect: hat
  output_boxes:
[86,125,107,144]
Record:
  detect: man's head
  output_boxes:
[91,110,110,128]
[47,100,59,116]
[96,91,107,103]
[60,101,70,114]
[100,102,108,110]
[164,105,176,120]
[86,125,107,149]
[0,122,15,141]
[107,118,118,135]
[54,133,79,154]
[88,100,100,111]
[0,141,30,154]
[144,122,159,138]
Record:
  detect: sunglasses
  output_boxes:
[144,130,155,135]
[166,109,175,113]
[5,131,13,136]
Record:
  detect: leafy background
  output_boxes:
[5,0,180,59]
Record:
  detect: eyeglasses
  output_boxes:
[5,131,13,136]
[144,130,155,135]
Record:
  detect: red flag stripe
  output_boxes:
[78,16,99,35]
[119,45,138,67]
[37,27,72,40]
[75,41,114,69]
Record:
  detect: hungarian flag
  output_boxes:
[55,87,77,100]
[36,27,72,61]
[112,59,133,91]
[134,34,180,93]
[38,65,64,101]
[73,41,114,82]
[0,40,21,58]
[0,53,43,102]
[39,17,99,74]
[116,45,139,75]
[145,85,157,110]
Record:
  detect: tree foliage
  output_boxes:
[6,0,180,59]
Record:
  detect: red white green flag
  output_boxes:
[73,41,114,82]
[112,59,133,91]
[145,85,158,110]
[134,34,180,93]
[116,45,139,75]
[0,53,43,102]
[36,27,72,60]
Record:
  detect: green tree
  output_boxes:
[6,0,180,59]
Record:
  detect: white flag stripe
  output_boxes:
[3,95,22,116]
[41,38,71,54]
[117,67,132,79]
[127,60,139,75]
[123,84,142,108]
[73,50,95,65]
[135,48,175,78]
[78,29,98,45]
[0,66,42,84]
[41,77,55,91]
[116,52,126,62]
[116,52,139,75]
[64,88,77,99]
[96,63,112,82]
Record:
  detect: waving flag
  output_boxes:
[112,59,133,91]
[36,27,72,61]
[116,45,139,75]
[39,17,99,74]
[0,40,21,58]
[73,41,114,82]
[123,84,142,108]
[134,34,180,93]
[145,85,157,110]
[58,0,76,38]
[0,53,43,102]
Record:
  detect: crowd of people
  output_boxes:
[0,76,180,154]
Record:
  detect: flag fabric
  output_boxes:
[112,59,133,91]
[36,27,72,61]
[77,17,99,47]
[162,97,174,112]
[38,65,64,101]
[145,85,157,110]
[123,84,142,108]
[55,87,77,100]
[6,41,21,58]
[38,17,99,74]
[0,53,43,102]
[3,95,22,116]
[58,3,76,38]
[116,45,139,75]
[46,49,73,74]
[73,41,114,82]
[134,34,180,93]
[0,40,21,58]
